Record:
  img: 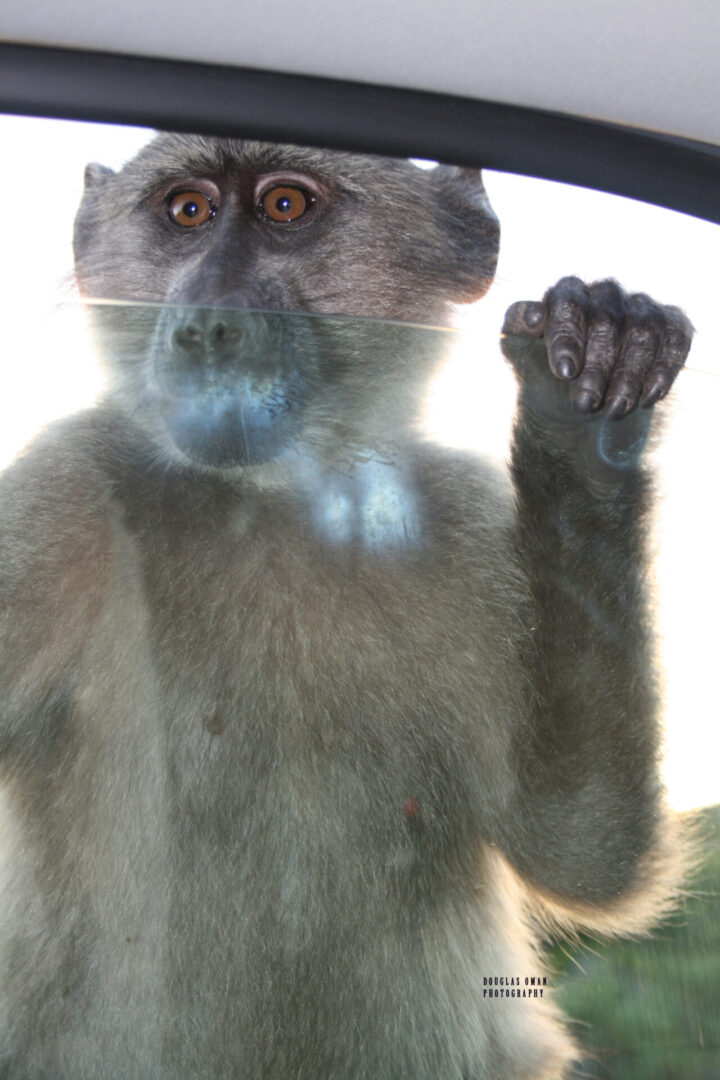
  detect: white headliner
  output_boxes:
[3,0,719,148]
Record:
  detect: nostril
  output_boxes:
[212,322,227,346]
[172,325,204,355]
[210,321,239,348]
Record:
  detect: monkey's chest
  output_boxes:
[137,517,508,871]
[152,567,479,847]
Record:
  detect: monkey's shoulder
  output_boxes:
[0,409,124,593]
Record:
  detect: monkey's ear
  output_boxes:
[432,165,493,213]
[430,165,500,304]
[73,164,117,294]
[83,163,116,190]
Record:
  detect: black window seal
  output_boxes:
[2,41,720,225]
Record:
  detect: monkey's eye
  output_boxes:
[260,185,312,224]
[168,191,217,227]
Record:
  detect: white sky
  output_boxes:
[1,114,718,811]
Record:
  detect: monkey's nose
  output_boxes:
[171,319,241,361]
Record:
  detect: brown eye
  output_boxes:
[261,185,310,223]
[168,191,216,227]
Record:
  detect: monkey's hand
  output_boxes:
[501,276,693,421]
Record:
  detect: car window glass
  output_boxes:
[0,113,718,1078]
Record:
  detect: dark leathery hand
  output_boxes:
[502,277,693,419]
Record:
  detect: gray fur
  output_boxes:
[0,135,691,1079]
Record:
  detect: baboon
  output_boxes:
[0,133,693,1078]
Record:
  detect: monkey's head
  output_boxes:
[73,135,499,470]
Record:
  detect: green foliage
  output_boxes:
[549,805,720,1078]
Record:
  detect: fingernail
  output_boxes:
[605,396,630,420]
[573,390,600,412]
[639,385,662,408]
[524,304,544,329]
[555,356,576,379]
[639,379,668,408]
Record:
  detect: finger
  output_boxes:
[502,300,546,337]
[543,276,589,380]
[569,280,626,413]
[639,306,693,408]
[569,327,618,412]
[605,293,660,419]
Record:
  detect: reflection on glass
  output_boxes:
[80,302,470,554]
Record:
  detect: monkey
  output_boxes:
[0,133,694,1079]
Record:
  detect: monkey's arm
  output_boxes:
[0,415,113,756]
[497,278,692,921]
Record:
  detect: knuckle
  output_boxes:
[551,304,583,329]
[587,317,619,344]
[666,328,691,351]
[624,325,656,350]
[544,276,588,308]
[587,279,626,322]
[556,274,586,291]
[627,291,655,313]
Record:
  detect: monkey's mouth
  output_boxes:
[158,368,307,467]
[152,308,313,467]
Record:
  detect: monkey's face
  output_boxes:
[73,136,499,469]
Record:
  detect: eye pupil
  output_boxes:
[262,185,310,223]
[169,191,214,227]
